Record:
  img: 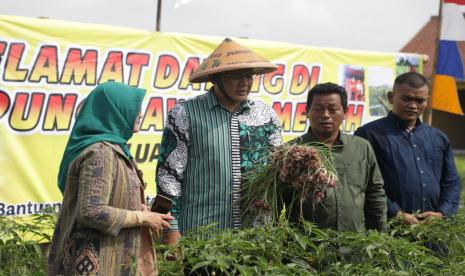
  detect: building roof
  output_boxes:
[400,16,465,78]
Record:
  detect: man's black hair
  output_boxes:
[306,82,348,111]
[394,72,429,90]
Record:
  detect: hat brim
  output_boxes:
[189,63,277,83]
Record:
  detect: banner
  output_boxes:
[0,15,423,216]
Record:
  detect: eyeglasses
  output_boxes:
[223,73,255,81]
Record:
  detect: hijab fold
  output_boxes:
[57,82,146,193]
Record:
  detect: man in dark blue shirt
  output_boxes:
[355,72,461,225]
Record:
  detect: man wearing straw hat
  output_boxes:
[156,38,283,244]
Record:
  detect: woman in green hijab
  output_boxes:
[48,82,173,276]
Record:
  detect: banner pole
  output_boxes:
[156,0,162,32]
[424,0,443,126]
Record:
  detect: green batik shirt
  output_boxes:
[156,90,282,234]
[286,130,387,232]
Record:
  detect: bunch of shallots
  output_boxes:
[271,144,337,203]
[241,143,337,225]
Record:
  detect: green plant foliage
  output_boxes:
[0,207,56,275]
[157,215,464,275]
[1,156,465,275]
[3,205,465,275]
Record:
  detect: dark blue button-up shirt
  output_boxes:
[354,112,461,217]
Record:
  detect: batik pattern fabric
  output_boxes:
[48,142,156,276]
[156,90,282,234]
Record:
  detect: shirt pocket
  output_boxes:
[425,148,444,181]
[336,160,366,192]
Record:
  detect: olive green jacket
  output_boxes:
[286,131,387,232]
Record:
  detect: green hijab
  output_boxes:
[57,81,146,193]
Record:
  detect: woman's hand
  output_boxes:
[140,211,174,235]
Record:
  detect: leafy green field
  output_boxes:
[0,210,55,275]
[1,156,465,275]
[157,155,465,275]
[157,214,465,275]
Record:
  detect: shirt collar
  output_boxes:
[304,128,344,146]
[387,111,423,130]
[206,87,253,112]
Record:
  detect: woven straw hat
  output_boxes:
[189,38,277,83]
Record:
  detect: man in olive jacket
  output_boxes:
[285,82,387,232]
